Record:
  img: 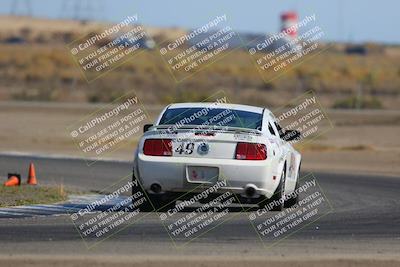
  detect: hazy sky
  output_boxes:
[0,0,397,44]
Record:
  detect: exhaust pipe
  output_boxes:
[150,183,162,194]
[244,184,257,198]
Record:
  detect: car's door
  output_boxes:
[262,112,282,171]
[270,118,297,193]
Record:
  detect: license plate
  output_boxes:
[186,166,219,183]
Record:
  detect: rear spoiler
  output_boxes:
[150,124,262,135]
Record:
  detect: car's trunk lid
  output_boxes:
[152,125,262,159]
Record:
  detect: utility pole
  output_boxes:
[10,0,32,16]
[60,0,104,21]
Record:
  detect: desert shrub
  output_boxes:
[333,95,383,109]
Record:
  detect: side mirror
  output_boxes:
[283,130,301,142]
[143,124,153,133]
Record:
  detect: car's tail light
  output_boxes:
[143,139,172,156]
[235,142,267,160]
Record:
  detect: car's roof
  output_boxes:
[166,102,266,114]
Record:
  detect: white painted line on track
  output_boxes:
[0,194,133,219]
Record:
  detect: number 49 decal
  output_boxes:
[175,142,194,155]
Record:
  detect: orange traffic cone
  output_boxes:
[27,163,37,185]
[4,173,21,186]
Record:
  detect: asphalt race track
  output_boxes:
[0,153,399,257]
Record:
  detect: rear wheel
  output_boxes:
[258,167,286,211]
[131,169,176,212]
[145,194,177,212]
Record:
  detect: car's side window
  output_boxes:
[268,123,276,136]
[268,120,280,137]
[274,121,284,139]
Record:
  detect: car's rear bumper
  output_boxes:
[136,153,279,198]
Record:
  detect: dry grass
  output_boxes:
[1,44,399,108]
[296,143,374,152]
[0,19,399,109]
[340,144,374,151]
[0,184,67,207]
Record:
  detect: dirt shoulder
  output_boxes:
[0,255,399,267]
[1,101,399,177]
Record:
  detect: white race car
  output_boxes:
[133,102,302,211]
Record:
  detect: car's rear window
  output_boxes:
[159,107,262,130]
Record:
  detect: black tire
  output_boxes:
[258,166,286,211]
[131,169,176,212]
[131,169,152,212]
[146,194,177,212]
